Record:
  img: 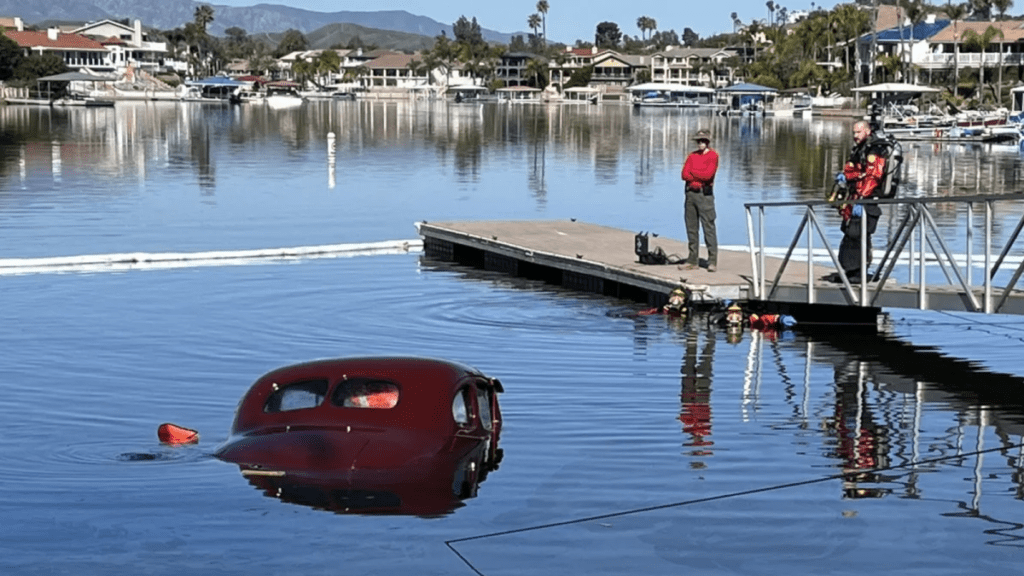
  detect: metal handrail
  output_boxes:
[744,194,1024,314]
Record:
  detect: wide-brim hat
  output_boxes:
[694,129,712,142]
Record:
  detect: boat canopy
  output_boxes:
[187,76,245,87]
[496,86,541,92]
[37,72,116,82]
[852,82,940,94]
[447,84,488,92]
[717,82,778,94]
[627,82,714,93]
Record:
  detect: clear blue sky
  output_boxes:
[213,0,840,44]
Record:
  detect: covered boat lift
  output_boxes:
[626,82,717,108]
[181,76,245,102]
[716,82,778,116]
[4,71,117,106]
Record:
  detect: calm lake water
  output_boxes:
[1,100,1023,575]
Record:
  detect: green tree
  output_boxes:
[453,16,483,46]
[292,59,315,87]
[968,0,993,19]
[509,35,528,52]
[0,33,23,81]
[429,32,459,85]
[831,3,869,82]
[595,21,621,49]
[524,57,548,88]
[563,64,592,89]
[876,53,901,82]
[651,29,681,50]
[315,50,341,87]
[14,52,67,83]
[275,29,308,58]
[682,28,699,46]
[223,26,250,60]
[249,43,277,77]
[160,27,188,61]
[962,25,1003,103]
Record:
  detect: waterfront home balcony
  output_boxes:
[916,52,1024,70]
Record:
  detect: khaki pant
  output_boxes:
[684,190,717,267]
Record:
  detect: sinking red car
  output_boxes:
[213,356,504,516]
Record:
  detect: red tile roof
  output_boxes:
[3,30,107,51]
[365,52,416,69]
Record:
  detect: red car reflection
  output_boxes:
[214,356,504,516]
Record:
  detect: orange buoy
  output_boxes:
[158,423,199,445]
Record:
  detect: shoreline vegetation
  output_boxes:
[2,2,1023,112]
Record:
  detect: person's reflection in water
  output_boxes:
[680,324,715,466]
[829,359,892,499]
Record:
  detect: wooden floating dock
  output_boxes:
[416,219,866,319]
[417,219,1024,322]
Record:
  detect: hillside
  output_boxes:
[0,0,520,44]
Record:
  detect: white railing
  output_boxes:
[745,195,1024,314]
[916,53,1024,66]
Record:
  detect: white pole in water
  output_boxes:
[327,131,336,189]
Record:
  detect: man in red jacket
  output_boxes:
[681,129,720,272]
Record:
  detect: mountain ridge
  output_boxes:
[0,0,522,44]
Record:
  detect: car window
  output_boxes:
[263,379,329,413]
[452,387,474,426]
[331,378,400,409]
[476,386,493,430]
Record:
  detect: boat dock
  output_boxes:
[415,219,875,321]
[417,217,1024,324]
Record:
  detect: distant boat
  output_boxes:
[264,81,304,108]
[446,84,493,103]
[563,86,600,104]
[495,85,542,104]
[229,88,265,105]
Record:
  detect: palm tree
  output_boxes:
[944,2,969,93]
[992,0,1013,19]
[536,1,549,49]
[731,12,739,34]
[527,13,542,46]
[902,0,927,83]
[524,57,547,88]
[637,16,656,43]
[963,25,1003,103]
[430,33,458,86]
[991,0,1013,100]
[315,50,341,87]
[968,0,993,20]
[766,1,776,27]
[187,5,215,78]
[194,5,214,33]
[292,58,315,88]
[832,3,869,85]
[343,64,369,89]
